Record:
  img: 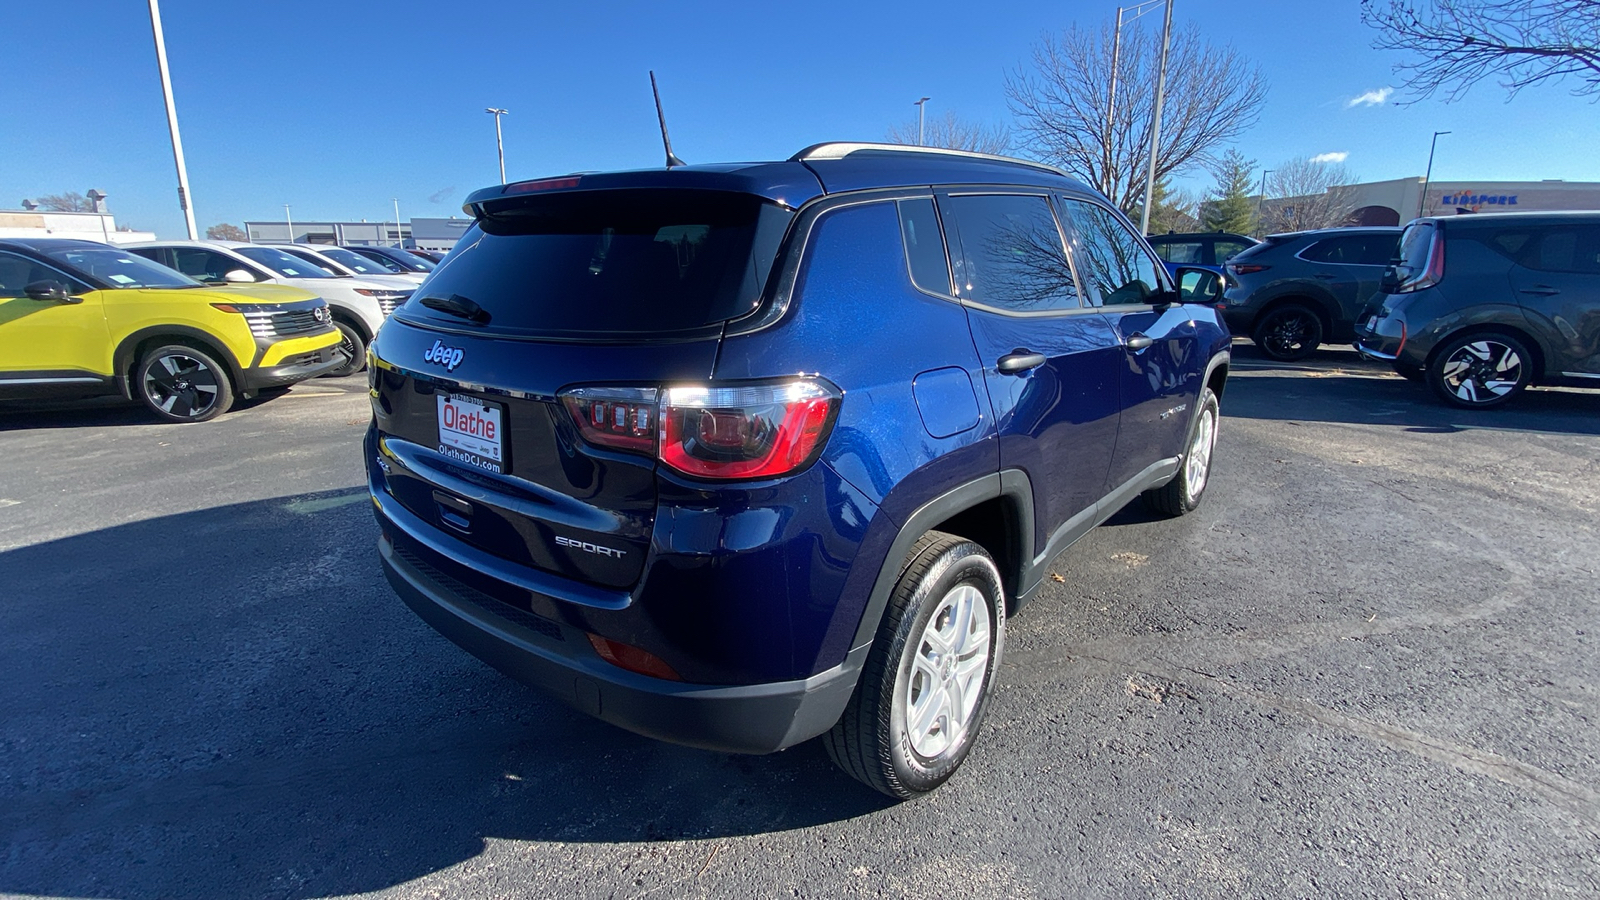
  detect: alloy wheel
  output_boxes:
[1262,311,1314,358]
[1439,340,1523,404]
[903,583,992,759]
[1185,406,1217,504]
[142,352,221,420]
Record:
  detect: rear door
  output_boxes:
[937,191,1122,547]
[1296,232,1397,335]
[370,188,789,589]
[1507,223,1600,378]
[1059,197,1199,491]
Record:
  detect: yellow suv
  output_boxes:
[0,238,344,422]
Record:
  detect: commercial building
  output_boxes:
[0,209,155,244]
[242,216,473,252]
[1342,177,1600,226]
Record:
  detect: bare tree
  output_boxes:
[1006,22,1267,215]
[35,192,95,212]
[1260,157,1361,233]
[886,109,1012,155]
[206,223,247,241]
[1361,0,1600,101]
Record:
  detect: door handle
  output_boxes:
[997,350,1047,373]
[1125,333,1154,351]
[1520,286,1560,296]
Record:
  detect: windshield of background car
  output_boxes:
[41,247,200,289]
[397,189,791,338]
[319,247,393,276]
[235,246,334,278]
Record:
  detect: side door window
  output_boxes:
[1059,199,1167,306]
[170,248,254,284]
[0,251,82,299]
[1153,241,1204,265]
[941,193,1082,313]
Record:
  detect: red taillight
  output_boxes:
[659,381,839,480]
[560,387,657,453]
[504,175,582,195]
[1229,263,1270,275]
[557,379,841,481]
[1424,232,1446,284]
[587,634,681,681]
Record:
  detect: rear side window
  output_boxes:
[1523,226,1600,274]
[1394,223,1435,277]
[1300,233,1397,265]
[1061,199,1165,306]
[0,251,84,298]
[1214,240,1253,262]
[401,189,790,338]
[1153,241,1203,264]
[943,194,1081,313]
[897,198,952,295]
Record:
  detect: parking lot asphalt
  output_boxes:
[2,347,1597,899]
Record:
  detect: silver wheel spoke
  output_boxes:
[903,581,993,759]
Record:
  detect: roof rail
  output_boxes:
[790,142,1068,179]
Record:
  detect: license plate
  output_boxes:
[1365,315,1379,331]
[436,393,505,473]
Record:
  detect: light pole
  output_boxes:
[1138,0,1174,236]
[1418,131,1451,218]
[485,107,508,184]
[1255,168,1273,234]
[392,198,402,247]
[914,97,931,146]
[1104,1,1165,197]
[284,204,292,242]
[146,0,197,239]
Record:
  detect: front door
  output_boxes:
[937,191,1123,555]
[1057,197,1199,492]
[0,250,110,385]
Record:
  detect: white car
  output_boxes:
[273,244,427,288]
[125,240,408,377]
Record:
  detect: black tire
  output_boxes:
[1144,387,1220,517]
[326,320,366,378]
[825,532,1006,799]
[1427,331,1533,409]
[1252,304,1324,361]
[135,344,234,423]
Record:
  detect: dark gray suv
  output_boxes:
[1356,212,1600,408]
[1222,227,1401,360]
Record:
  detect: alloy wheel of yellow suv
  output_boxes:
[0,238,344,423]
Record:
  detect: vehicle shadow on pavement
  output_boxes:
[1223,370,1600,437]
[0,492,893,899]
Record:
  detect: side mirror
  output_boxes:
[1174,267,1225,304]
[23,280,79,304]
[223,269,255,283]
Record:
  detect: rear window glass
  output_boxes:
[1394,223,1435,279]
[399,190,790,338]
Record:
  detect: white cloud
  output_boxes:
[1346,87,1394,108]
[1311,151,1350,165]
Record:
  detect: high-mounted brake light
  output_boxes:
[556,379,842,481]
[504,175,583,195]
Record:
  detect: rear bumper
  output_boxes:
[240,345,345,392]
[376,512,865,755]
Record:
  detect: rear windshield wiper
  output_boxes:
[419,294,491,324]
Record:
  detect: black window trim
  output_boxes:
[894,194,958,302]
[1292,233,1396,268]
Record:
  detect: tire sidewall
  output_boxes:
[1428,332,1532,409]
[327,321,367,377]
[1178,388,1221,511]
[136,344,232,423]
[884,544,1006,794]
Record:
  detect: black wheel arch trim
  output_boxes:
[114,326,246,401]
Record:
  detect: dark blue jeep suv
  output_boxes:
[366,143,1232,798]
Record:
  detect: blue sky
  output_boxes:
[4,0,1596,238]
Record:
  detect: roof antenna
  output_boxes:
[650,70,686,168]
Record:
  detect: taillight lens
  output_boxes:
[1229,263,1270,275]
[557,379,841,481]
[560,387,658,453]
[660,381,840,480]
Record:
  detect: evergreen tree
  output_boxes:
[1203,150,1258,234]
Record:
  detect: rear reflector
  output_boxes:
[504,175,583,195]
[587,634,681,681]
